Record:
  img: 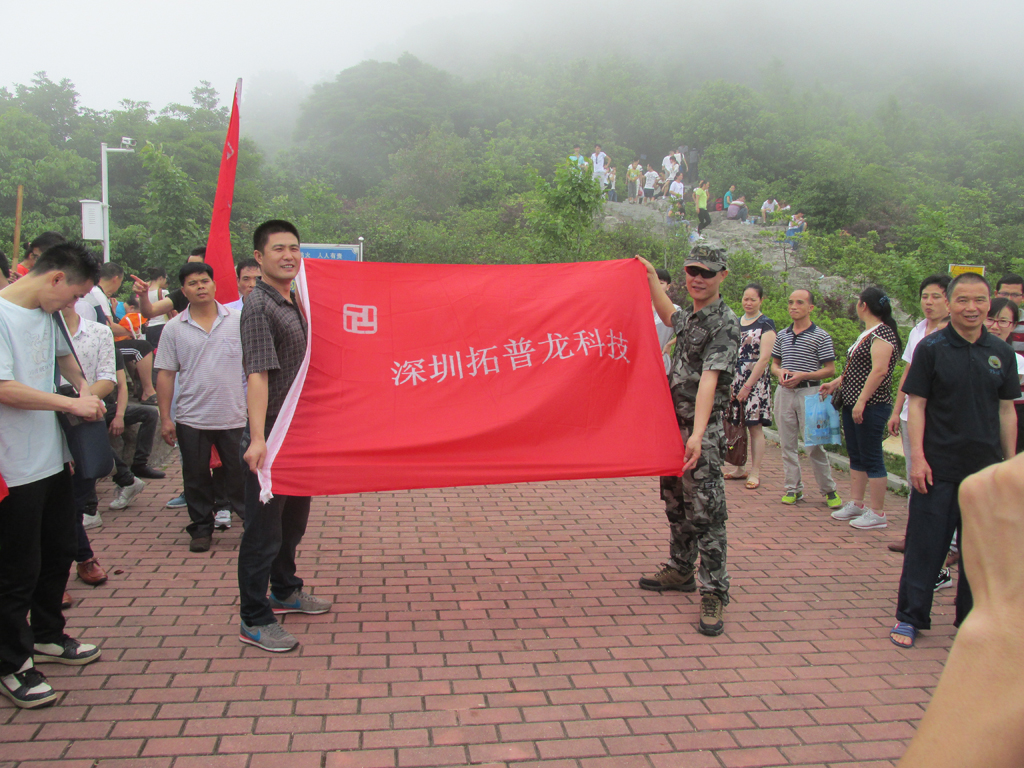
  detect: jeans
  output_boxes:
[237,431,311,626]
[176,423,245,539]
[841,402,890,478]
[0,467,76,675]
[896,480,973,629]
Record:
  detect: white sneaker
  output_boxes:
[214,510,232,529]
[109,478,146,510]
[830,501,865,520]
[82,512,102,530]
[850,508,888,530]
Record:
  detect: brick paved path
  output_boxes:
[1,446,958,767]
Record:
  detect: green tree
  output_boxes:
[524,160,605,261]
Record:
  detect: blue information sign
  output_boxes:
[301,243,362,262]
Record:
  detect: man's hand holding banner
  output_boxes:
[259,257,684,500]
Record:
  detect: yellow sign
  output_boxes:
[949,264,986,277]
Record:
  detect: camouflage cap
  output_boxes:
[685,245,728,271]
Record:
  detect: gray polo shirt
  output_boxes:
[155,303,247,431]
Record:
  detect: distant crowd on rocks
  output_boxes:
[569,143,810,241]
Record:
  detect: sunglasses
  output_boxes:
[684,265,722,279]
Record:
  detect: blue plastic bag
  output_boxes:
[804,393,842,446]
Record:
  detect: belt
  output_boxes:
[794,380,820,389]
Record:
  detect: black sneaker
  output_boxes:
[639,564,697,592]
[0,663,58,709]
[934,568,953,591]
[34,636,102,666]
[698,594,725,636]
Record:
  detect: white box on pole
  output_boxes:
[80,200,104,240]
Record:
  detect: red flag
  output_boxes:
[0,470,7,503]
[258,258,684,500]
[206,78,242,304]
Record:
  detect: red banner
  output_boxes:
[259,258,684,499]
[206,78,242,304]
[0,471,7,503]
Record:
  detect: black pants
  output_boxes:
[107,402,158,480]
[71,471,97,562]
[896,480,972,630]
[0,467,76,675]
[237,439,310,626]
[145,324,164,349]
[697,208,712,233]
[176,423,245,539]
[1015,403,1024,454]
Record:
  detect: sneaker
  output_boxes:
[34,635,101,666]
[697,594,725,636]
[824,491,843,509]
[780,491,804,505]
[214,510,232,530]
[849,508,888,530]
[82,512,103,529]
[270,590,332,615]
[638,564,697,592]
[165,492,187,509]
[239,621,298,653]
[934,568,953,590]
[109,478,146,510]
[0,660,58,709]
[132,464,165,479]
[831,500,865,520]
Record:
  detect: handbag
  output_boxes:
[724,400,748,467]
[54,314,115,480]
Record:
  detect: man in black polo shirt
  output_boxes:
[237,220,330,653]
[890,273,1019,648]
[770,289,843,509]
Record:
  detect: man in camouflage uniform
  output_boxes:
[637,247,740,636]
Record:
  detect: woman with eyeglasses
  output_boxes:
[819,286,902,531]
[986,297,1024,453]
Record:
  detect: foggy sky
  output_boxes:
[8,0,1024,119]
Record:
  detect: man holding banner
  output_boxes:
[638,248,740,637]
[237,220,330,653]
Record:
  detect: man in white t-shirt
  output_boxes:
[0,242,107,708]
[668,173,686,201]
[761,198,780,221]
[887,274,950,554]
[590,144,609,188]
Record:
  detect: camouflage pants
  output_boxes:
[659,416,730,603]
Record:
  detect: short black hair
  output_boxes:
[99,262,124,280]
[253,219,300,253]
[996,273,1024,291]
[189,246,207,259]
[655,268,672,284]
[744,282,764,299]
[178,262,214,285]
[147,266,168,281]
[989,297,1019,320]
[0,249,9,280]
[29,242,101,286]
[919,274,950,295]
[948,272,991,298]
[27,231,67,255]
[235,258,260,279]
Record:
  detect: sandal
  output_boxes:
[745,476,760,490]
[725,471,748,481]
[889,621,917,648]
[142,394,158,406]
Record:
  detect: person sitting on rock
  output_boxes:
[726,196,749,221]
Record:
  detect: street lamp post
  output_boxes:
[100,138,136,263]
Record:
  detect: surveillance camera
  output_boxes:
[121,137,137,149]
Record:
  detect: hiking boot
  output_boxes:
[109,478,146,510]
[824,491,843,509]
[831,500,865,520]
[270,590,331,615]
[849,509,888,530]
[780,491,803,505]
[698,594,725,636]
[638,565,697,592]
[239,621,298,653]
[934,568,953,591]
[0,660,58,709]
[34,635,102,666]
